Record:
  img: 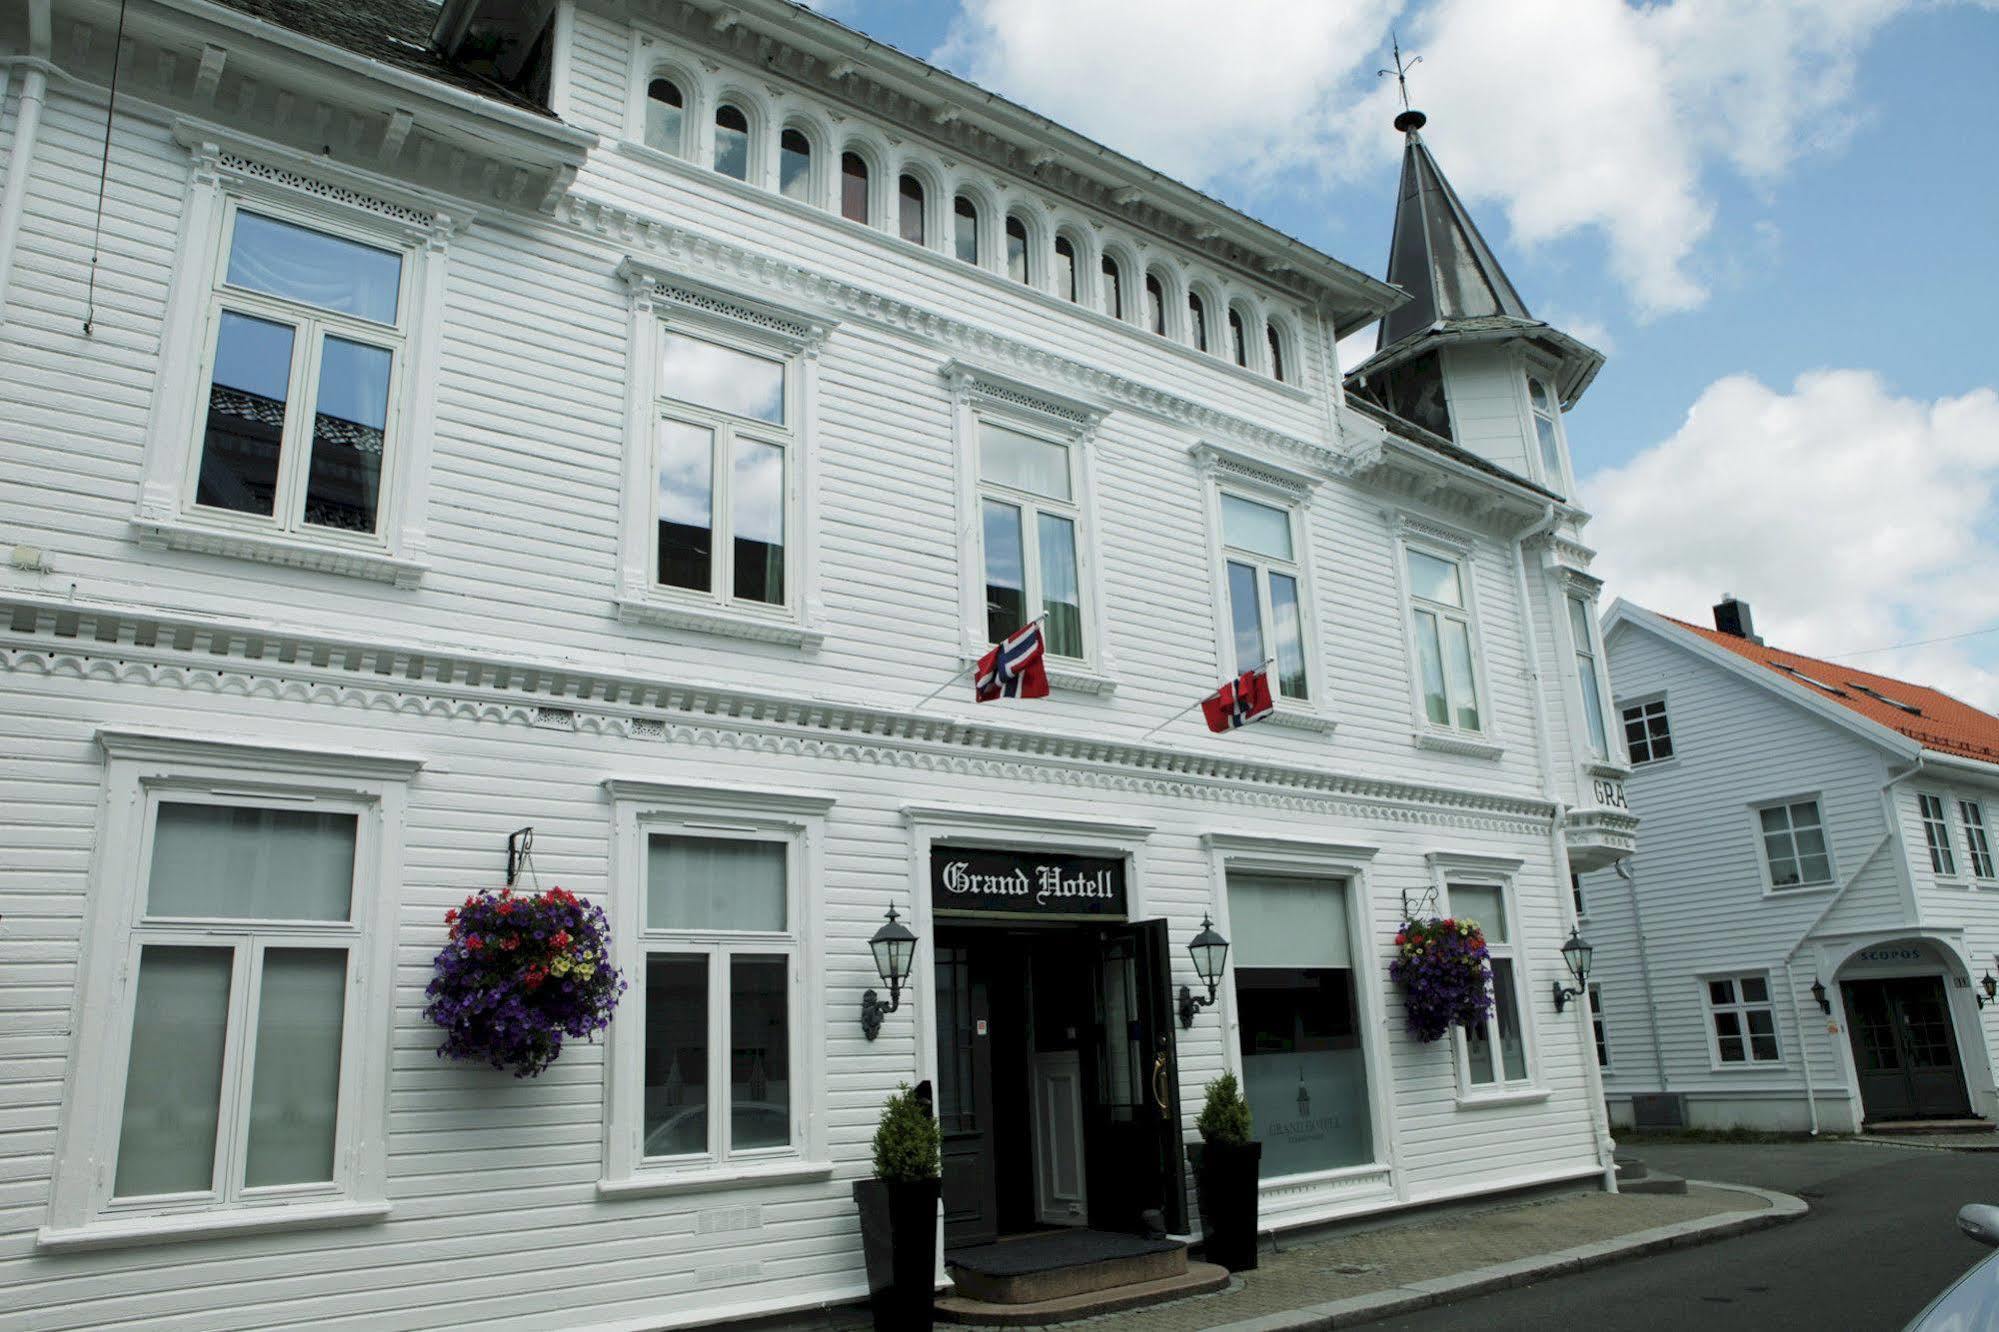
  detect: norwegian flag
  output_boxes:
[1201,666,1276,732]
[975,622,1050,701]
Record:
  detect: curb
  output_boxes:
[1203,1182,1808,1331]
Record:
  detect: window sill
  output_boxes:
[1266,706,1338,735]
[956,650,1118,696]
[1585,760,1632,780]
[598,1159,836,1199]
[1707,1062,1789,1074]
[1763,883,1838,899]
[38,1199,389,1252]
[617,596,826,651]
[1455,1087,1550,1110]
[131,517,425,588]
[1413,730,1505,760]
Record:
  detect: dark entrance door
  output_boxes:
[935,942,998,1245]
[1083,918,1188,1235]
[1845,976,1973,1122]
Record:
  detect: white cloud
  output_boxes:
[1584,370,1999,708]
[934,0,1917,318]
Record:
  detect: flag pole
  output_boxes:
[911,616,1047,709]
[1137,658,1277,744]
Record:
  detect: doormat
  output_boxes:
[945,1230,1183,1277]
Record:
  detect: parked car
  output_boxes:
[1903,1205,1999,1330]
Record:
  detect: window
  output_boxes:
[645,78,685,154]
[1144,272,1165,336]
[1220,493,1308,701]
[1053,236,1078,302]
[713,104,750,181]
[1568,595,1610,759]
[1589,984,1608,1067]
[1758,799,1832,889]
[652,329,792,609]
[978,421,1084,659]
[1621,699,1674,764]
[1920,793,1959,877]
[1228,308,1247,366]
[1705,974,1781,1064]
[778,128,812,201]
[1453,883,1528,1087]
[1188,292,1209,352]
[191,206,407,541]
[1266,324,1285,382]
[1404,546,1482,733]
[1961,801,1995,880]
[1229,873,1371,1175]
[1571,872,1585,917]
[897,173,925,246]
[1100,255,1122,319]
[952,195,979,264]
[839,152,869,224]
[1005,215,1030,285]
[1529,379,1564,490]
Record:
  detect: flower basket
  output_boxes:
[423,886,627,1077]
[1387,916,1493,1043]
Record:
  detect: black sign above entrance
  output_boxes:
[930,846,1128,918]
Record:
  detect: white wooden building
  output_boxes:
[0,0,1635,1326]
[1585,597,1999,1133]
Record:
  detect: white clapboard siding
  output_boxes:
[1439,345,1535,481]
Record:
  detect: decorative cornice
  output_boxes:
[131,517,428,590]
[1189,441,1318,497]
[903,803,1155,840]
[1201,831,1381,862]
[1,592,1556,834]
[603,777,837,814]
[618,256,836,354]
[97,727,425,778]
[939,360,1107,430]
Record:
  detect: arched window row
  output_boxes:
[639,65,1301,383]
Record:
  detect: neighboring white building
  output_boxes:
[1586,597,1999,1134]
[0,0,1633,1327]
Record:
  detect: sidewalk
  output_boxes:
[998,1181,1802,1331]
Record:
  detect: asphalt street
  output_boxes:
[1366,1138,1999,1332]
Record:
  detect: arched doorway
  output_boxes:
[1835,939,1975,1123]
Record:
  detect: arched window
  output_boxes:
[713,104,750,181]
[953,195,980,264]
[1005,215,1030,285]
[1266,325,1286,382]
[840,152,869,224]
[1100,256,1123,319]
[1529,379,1563,483]
[779,128,812,201]
[898,174,926,245]
[1188,292,1209,351]
[1053,236,1078,302]
[1144,273,1165,335]
[645,79,684,154]
[1228,308,1247,366]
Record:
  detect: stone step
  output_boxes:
[945,1232,1187,1305]
[1621,1172,1688,1196]
[1866,1118,1996,1136]
[1614,1154,1650,1181]
[936,1261,1231,1326]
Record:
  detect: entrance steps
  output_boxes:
[938,1230,1229,1326]
[1614,1154,1687,1196]
[1866,1118,1995,1136]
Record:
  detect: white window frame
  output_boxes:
[1523,368,1572,495]
[1752,795,1837,894]
[630,52,700,160]
[1429,853,1541,1104]
[1561,589,1615,763]
[134,133,456,588]
[1589,983,1609,1069]
[1919,791,1960,879]
[614,261,832,649]
[41,730,417,1250]
[944,361,1115,692]
[601,778,835,1197]
[1619,695,1675,766]
[1959,799,1996,882]
[1392,518,1501,758]
[1701,971,1784,1069]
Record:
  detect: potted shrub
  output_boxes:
[852,1083,942,1331]
[1192,1072,1261,1272]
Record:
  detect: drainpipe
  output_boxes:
[1614,859,1668,1093]
[0,0,53,326]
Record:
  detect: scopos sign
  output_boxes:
[930,847,1128,917]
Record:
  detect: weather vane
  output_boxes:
[1377,33,1420,112]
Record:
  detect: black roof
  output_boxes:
[208,0,553,116]
[1344,394,1561,502]
[1378,125,1532,350]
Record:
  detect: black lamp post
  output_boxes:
[1551,927,1594,1014]
[861,906,917,1041]
[1178,914,1230,1028]
[1810,977,1831,1015]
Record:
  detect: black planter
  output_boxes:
[852,1176,941,1332]
[1193,1139,1262,1272]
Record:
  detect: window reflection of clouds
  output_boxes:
[656,420,713,528]
[226,212,401,325]
[315,338,391,430]
[212,312,294,401]
[731,437,784,545]
[660,332,785,424]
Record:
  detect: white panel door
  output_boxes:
[1032,1050,1088,1226]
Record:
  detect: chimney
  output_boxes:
[1713,594,1763,644]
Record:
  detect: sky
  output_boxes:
[803,0,1999,708]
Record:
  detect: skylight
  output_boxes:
[1848,683,1922,715]
[1772,664,1848,697]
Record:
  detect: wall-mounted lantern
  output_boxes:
[1178,914,1230,1028]
[1980,973,1998,1011]
[861,907,918,1041]
[1551,927,1594,1014]
[1810,977,1831,1015]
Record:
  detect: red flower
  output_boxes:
[497,900,514,916]
[503,935,520,951]
[500,887,513,900]
[1394,932,1407,946]
[465,934,483,950]
[523,965,547,991]
[445,908,458,924]
[552,930,572,951]
[463,895,475,908]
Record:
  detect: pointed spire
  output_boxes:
[1378,114,1533,350]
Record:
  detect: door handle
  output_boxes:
[1151,1051,1170,1113]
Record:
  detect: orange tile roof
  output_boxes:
[1662,615,1999,767]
